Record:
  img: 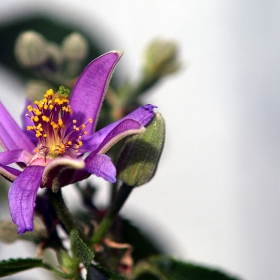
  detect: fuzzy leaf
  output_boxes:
[0,258,51,277]
[70,229,95,269]
[133,256,241,280]
[87,264,127,280]
[120,217,165,262]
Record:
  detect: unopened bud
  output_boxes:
[117,112,165,187]
[0,220,19,243]
[61,32,89,61]
[0,218,47,243]
[14,31,48,67]
[25,80,52,101]
[143,39,180,78]
[46,42,63,68]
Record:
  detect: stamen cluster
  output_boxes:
[25,87,92,157]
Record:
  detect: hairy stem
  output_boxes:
[49,188,89,245]
[93,183,133,244]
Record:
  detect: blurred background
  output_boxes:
[0,1,280,279]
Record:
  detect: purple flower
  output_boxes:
[0,51,156,234]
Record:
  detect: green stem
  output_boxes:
[49,189,89,245]
[93,183,133,244]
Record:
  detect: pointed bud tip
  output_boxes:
[110,50,124,57]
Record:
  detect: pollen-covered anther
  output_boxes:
[25,87,93,157]
[33,116,39,122]
[42,116,50,122]
[58,119,64,127]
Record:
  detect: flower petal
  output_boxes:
[70,51,123,134]
[8,166,44,234]
[82,104,156,151]
[85,154,116,183]
[85,118,145,176]
[0,149,33,165]
[42,157,85,192]
[0,102,35,152]
[21,99,38,144]
[0,163,21,182]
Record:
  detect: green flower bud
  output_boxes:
[117,112,165,187]
[0,220,18,243]
[61,32,89,61]
[14,31,48,67]
[0,219,47,243]
[143,39,180,78]
[46,42,63,68]
[25,80,52,101]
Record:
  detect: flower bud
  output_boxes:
[46,42,63,68]
[143,39,180,78]
[14,31,48,67]
[0,220,18,243]
[25,80,52,101]
[61,32,89,61]
[117,112,165,187]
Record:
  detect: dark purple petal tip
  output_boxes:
[144,104,157,111]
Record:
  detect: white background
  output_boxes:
[0,1,280,279]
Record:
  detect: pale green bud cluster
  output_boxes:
[62,33,88,61]
[14,31,48,67]
[117,112,165,187]
[14,30,89,85]
[143,38,180,78]
[25,80,52,101]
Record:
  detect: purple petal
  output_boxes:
[21,99,38,144]
[0,149,33,165]
[0,102,35,152]
[8,166,44,234]
[82,105,155,151]
[72,169,91,184]
[70,51,123,134]
[41,157,85,191]
[85,118,145,168]
[0,163,21,182]
[85,154,116,183]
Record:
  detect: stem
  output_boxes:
[49,189,89,244]
[93,183,133,244]
[110,182,118,204]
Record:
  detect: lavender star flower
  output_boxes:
[0,51,156,234]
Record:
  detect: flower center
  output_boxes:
[25,87,92,158]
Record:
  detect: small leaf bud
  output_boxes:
[61,32,89,61]
[143,39,180,78]
[14,31,48,67]
[117,112,165,187]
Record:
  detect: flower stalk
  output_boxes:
[92,183,133,244]
[48,188,89,245]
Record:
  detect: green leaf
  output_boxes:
[0,258,51,277]
[133,256,241,280]
[87,264,127,280]
[70,229,95,269]
[120,218,166,263]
